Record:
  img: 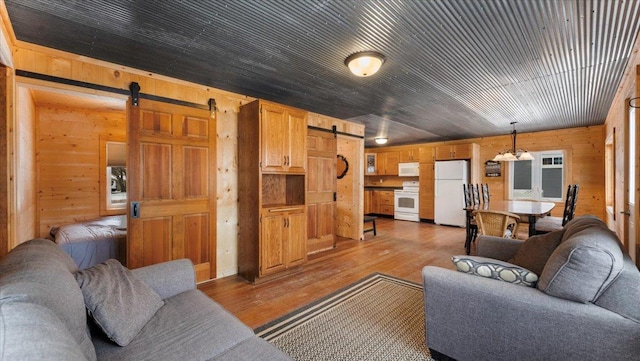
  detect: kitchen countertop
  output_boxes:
[364,186,402,191]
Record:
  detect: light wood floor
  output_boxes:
[198,218,468,329]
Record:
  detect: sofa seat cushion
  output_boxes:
[93,290,256,361]
[75,259,164,346]
[0,302,89,361]
[538,218,624,303]
[0,239,96,361]
[452,256,538,287]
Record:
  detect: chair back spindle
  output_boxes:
[471,184,481,205]
[481,183,490,203]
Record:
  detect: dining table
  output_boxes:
[464,200,556,254]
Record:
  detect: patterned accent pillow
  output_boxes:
[452,255,539,287]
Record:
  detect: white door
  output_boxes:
[436,160,468,180]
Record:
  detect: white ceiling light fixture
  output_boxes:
[345,51,385,77]
[375,137,388,145]
[492,122,534,162]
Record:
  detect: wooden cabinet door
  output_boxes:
[419,163,435,219]
[260,211,287,276]
[261,103,288,172]
[399,148,418,162]
[364,190,372,214]
[127,98,216,282]
[307,129,336,254]
[371,191,381,214]
[435,146,453,160]
[365,153,377,175]
[383,151,399,175]
[287,108,308,173]
[452,144,472,159]
[287,211,307,267]
[419,146,435,163]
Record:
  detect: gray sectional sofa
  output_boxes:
[423,215,640,361]
[0,238,292,361]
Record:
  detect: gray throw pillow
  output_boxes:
[508,230,563,275]
[452,255,539,287]
[75,259,164,346]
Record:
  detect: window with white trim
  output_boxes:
[509,150,565,202]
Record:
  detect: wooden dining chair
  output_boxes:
[535,184,579,234]
[481,183,490,203]
[463,184,478,252]
[475,210,520,239]
[471,184,481,205]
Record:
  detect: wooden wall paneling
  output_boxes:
[14,85,36,246]
[36,104,125,236]
[9,39,363,276]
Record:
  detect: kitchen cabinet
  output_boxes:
[399,147,419,162]
[364,190,373,214]
[419,163,435,219]
[365,153,377,175]
[419,145,435,163]
[237,99,308,283]
[376,190,395,216]
[435,143,477,160]
[260,101,307,173]
[377,151,399,175]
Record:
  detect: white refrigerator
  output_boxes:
[434,160,469,227]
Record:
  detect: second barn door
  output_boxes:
[306,128,336,254]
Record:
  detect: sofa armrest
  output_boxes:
[131,259,196,300]
[422,266,640,361]
[476,235,523,260]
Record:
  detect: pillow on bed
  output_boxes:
[75,259,164,346]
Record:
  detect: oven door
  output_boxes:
[394,191,420,221]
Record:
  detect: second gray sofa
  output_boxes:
[423,215,640,361]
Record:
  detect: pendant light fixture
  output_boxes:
[492,122,534,162]
[345,51,385,77]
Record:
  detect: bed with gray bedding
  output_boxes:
[51,216,127,269]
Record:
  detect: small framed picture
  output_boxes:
[485,160,501,177]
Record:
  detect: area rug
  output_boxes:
[254,273,433,361]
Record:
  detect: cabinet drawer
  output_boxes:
[380,205,394,215]
[380,196,394,206]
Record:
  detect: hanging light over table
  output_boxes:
[492,122,534,162]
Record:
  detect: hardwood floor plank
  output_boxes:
[198,218,467,328]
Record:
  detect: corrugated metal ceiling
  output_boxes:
[5,0,640,146]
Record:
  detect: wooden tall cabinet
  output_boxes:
[238,99,308,283]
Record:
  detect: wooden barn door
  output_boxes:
[306,128,336,254]
[127,97,216,282]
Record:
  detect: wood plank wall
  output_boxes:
[367,125,605,220]
[36,103,125,237]
[6,40,365,277]
[14,86,36,245]
[603,32,640,252]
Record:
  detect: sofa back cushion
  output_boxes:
[593,255,640,323]
[537,217,624,303]
[0,301,89,361]
[0,239,96,361]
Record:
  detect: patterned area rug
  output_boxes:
[255,273,433,361]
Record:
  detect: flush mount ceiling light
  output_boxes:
[344,51,385,77]
[375,137,388,145]
[492,122,534,162]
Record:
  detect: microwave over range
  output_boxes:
[398,162,419,177]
